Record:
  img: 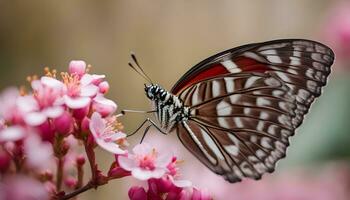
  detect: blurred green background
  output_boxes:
[0,0,349,199]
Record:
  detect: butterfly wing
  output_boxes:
[177,73,296,182]
[172,39,334,127]
[171,39,334,182]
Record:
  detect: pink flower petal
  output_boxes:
[173,179,192,188]
[0,126,25,142]
[118,156,138,171]
[1,176,49,200]
[96,139,125,154]
[24,134,54,171]
[43,106,64,118]
[155,152,172,168]
[132,168,166,180]
[133,143,152,155]
[24,112,47,126]
[80,85,99,97]
[80,74,94,86]
[91,74,106,85]
[31,80,42,91]
[89,112,105,138]
[64,95,90,109]
[16,95,39,113]
[41,76,65,90]
[107,132,126,141]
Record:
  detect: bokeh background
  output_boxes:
[1,0,350,199]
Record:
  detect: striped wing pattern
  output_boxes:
[177,74,296,182]
[171,39,334,183]
[232,40,333,126]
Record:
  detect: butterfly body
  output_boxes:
[137,39,334,183]
[145,84,190,133]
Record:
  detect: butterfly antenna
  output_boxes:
[130,52,153,83]
[128,62,150,83]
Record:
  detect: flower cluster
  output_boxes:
[0,61,126,199]
[0,60,211,200]
[115,143,211,200]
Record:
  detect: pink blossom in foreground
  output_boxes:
[128,177,210,200]
[0,125,26,142]
[0,176,49,200]
[119,143,172,180]
[89,112,126,154]
[24,134,55,171]
[0,88,22,123]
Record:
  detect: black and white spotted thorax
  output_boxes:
[144,84,189,133]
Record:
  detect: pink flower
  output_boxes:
[24,77,65,126]
[118,143,172,180]
[24,134,54,171]
[69,60,87,77]
[89,112,126,154]
[61,71,99,110]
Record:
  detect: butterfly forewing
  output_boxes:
[172,39,334,127]
[170,39,334,183]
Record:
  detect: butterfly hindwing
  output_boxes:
[177,74,296,182]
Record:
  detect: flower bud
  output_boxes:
[64,176,78,189]
[98,81,110,94]
[92,96,117,117]
[53,112,73,136]
[68,60,86,77]
[0,150,11,173]
[76,154,86,166]
[81,117,90,133]
[72,106,90,120]
[38,121,55,143]
[128,186,147,200]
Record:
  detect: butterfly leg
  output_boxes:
[121,109,156,115]
[127,118,167,137]
[138,118,168,143]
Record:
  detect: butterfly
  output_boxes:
[125,39,334,183]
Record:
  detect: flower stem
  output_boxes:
[84,139,96,182]
[60,181,94,200]
[76,163,84,189]
[56,157,64,191]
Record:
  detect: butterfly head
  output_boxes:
[144,84,159,100]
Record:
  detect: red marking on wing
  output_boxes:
[234,57,270,73]
[172,65,229,94]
